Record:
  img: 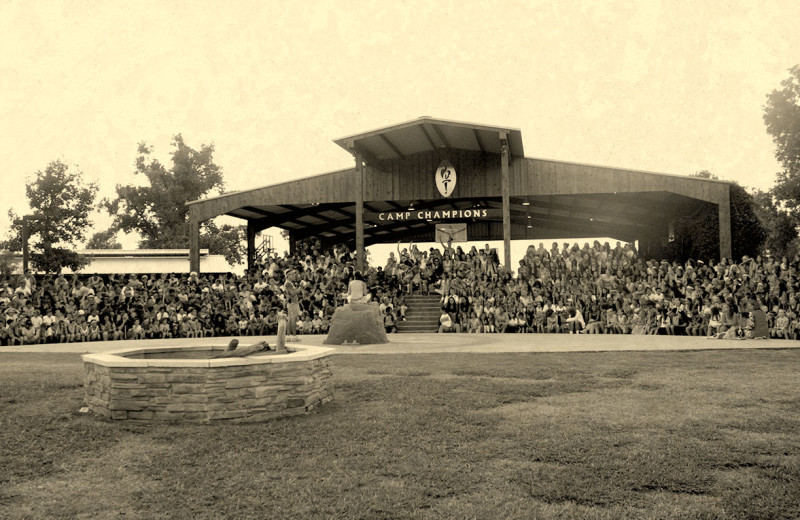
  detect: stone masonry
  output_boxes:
[83,346,334,423]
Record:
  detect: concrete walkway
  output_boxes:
[2,333,798,355]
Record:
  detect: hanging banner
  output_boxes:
[434,160,457,198]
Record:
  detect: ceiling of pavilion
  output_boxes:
[225,191,711,246]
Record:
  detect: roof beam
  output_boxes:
[488,200,648,231]
[352,144,384,167]
[379,134,405,159]
[250,203,351,233]
[473,129,485,153]
[514,214,639,238]
[365,225,435,247]
[498,198,654,229]
[329,206,356,219]
[313,218,430,243]
[294,219,409,243]
[240,206,273,218]
[422,123,449,148]
[290,222,352,241]
[418,124,438,151]
[279,204,347,227]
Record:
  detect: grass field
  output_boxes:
[1,349,799,519]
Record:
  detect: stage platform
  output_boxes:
[2,333,798,355]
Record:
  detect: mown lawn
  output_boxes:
[1,349,799,519]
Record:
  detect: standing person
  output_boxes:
[284,270,301,342]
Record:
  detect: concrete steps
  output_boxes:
[397,294,442,333]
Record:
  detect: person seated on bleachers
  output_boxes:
[383,308,397,334]
[438,309,460,333]
[312,313,324,334]
[545,308,559,333]
[773,309,790,339]
[565,306,585,334]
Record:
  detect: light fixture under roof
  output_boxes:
[521,201,530,206]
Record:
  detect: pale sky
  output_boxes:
[2,0,799,260]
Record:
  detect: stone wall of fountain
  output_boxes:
[82,345,334,422]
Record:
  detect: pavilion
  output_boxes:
[186,117,732,272]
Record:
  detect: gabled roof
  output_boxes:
[186,117,731,249]
[333,116,524,161]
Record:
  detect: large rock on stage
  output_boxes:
[323,303,389,345]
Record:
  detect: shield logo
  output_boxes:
[435,160,457,198]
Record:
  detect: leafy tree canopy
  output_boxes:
[4,160,97,273]
[764,65,800,216]
[675,171,767,261]
[751,190,799,257]
[105,135,244,265]
[86,228,123,249]
[31,248,90,274]
[0,249,18,281]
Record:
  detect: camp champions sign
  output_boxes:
[365,207,501,223]
[364,160,503,222]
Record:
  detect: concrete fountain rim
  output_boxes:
[81,343,335,368]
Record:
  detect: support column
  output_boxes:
[288,230,297,256]
[500,133,511,273]
[638,235,650,260]
[20,220,29,273]
[189,208,200,273]
[246,220,256,273]
[718,187,732,261]
[355,152,365,273]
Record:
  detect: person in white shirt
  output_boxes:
[438,311,460,333]
[346,272,371,303]
[566,306,586,333]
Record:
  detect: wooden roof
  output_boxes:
[187,118,730,247]
[333,116,524,162]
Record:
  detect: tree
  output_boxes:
[86,228,123,249]
[0,249,18,281]
[4,160,98,273]
[729,183,768,260]
[751,190,799,257]
[201,222,245,266]
[673,172,767,261]
[764,65,800,218]
[105,135,244,265]
[693,169,718,180]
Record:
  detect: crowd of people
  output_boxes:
[430,241,780,340]
[1,237,798,345]
[0,241,404,345]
